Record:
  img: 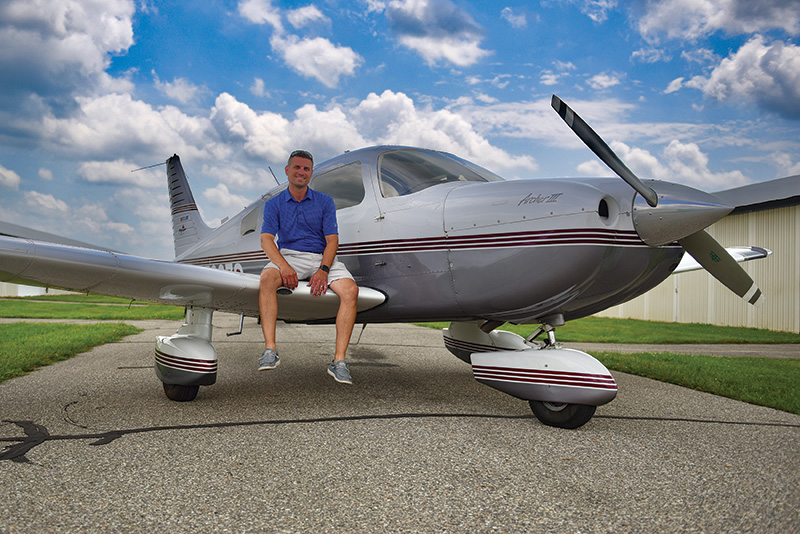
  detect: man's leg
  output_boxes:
[259,267,283,350]
[328,278,359,362]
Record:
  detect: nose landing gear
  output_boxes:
[443,319,616,429]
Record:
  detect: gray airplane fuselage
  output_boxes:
[177,146,682,325]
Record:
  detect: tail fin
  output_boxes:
[166,154,212,258]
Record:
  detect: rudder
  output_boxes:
[166,154,212,258]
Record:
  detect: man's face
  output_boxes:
[285,156,313,188]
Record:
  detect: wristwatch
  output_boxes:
[319,264,330,273]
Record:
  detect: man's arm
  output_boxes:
[261,232,298,290]
[307,234,339,297]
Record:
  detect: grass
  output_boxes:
[0,322,141,382]
[592,352,800,415]
[0,294,169,382]
[0,295,185,320]
[415,316,800,344]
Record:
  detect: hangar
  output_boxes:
[596,175,800,333]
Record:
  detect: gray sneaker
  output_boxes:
[258,348,280,371]
[327,360,352,384]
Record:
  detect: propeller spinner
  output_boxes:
[551,95,764,306]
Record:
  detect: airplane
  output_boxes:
[0,95,771,429]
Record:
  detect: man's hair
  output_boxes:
[288,150,313,165]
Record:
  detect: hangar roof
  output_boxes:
[714,174,800,214]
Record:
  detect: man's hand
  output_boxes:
[280,265,299,290]
[308,269,329,297]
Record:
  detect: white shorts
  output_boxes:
[264,249,354,284]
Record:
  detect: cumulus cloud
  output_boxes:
[210,92,291,161]
[386,0,491,66]
[208,89,535,178]
[202,163,276,190]
[270,34,362,88]
[0,164,21,189]
[662,139,749,188]
[203,183,251,211]
[250,78,268,97]
[25,191,69,212]
[287,5,329,29]
[154,74,206,105]
[501,7,527,29]
[587,72,623,90]
[78,159,161,187]
[38,168,53,181]
[0,0,135,96]
[638,0,800,41]
[562,0,618,23]
[211,92,367,163]
[111,187,172,252]
[352,90,536,176]
[39,93,227,162]
[664,77,684,94]
[576,140,749,189]
[631,47,671,64]
[238,0,282,31]
[238,1,360,87]
[685,36,800,118]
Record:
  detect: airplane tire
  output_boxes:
[163,383,199,402]
[529,400,596,429]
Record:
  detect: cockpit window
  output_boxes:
[378,150,503,198]
[311,162,365,209]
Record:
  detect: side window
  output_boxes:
[311,162,365,209]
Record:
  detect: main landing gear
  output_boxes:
[443,319,616,429]
[155,307,218,402]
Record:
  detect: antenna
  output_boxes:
[131,161,167,173]
[268,166,280,186]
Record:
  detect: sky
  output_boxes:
[0,0,798,260]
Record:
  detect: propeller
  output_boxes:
[552,95,659,207]
[551,95,764,307]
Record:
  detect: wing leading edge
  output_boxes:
[0,235,385,321]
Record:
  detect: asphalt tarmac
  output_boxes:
[1,315,798,533]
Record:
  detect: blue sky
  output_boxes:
[0,0,798,259]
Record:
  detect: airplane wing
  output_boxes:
[0,235,385,321]
[673,246,772,274]
[0,220,117,252]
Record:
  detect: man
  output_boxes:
[258,149,359,384]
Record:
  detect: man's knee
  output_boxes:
[333,279,359,304]
[260,267,282,289]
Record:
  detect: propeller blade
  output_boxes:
[678,230,764,306]
[551,95,659,207]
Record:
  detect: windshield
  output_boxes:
[378,149,503,198]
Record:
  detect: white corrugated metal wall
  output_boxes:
[597,204,800,333]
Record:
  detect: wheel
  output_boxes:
[163,383,199,402]
[529,400,596,429]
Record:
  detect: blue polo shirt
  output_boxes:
[261,187,338,254]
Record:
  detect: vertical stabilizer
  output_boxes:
[167,154,212,258]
